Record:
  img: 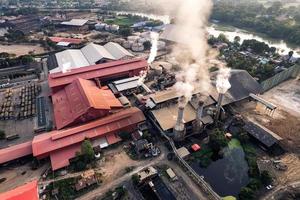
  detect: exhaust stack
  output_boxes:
[174,98,186,141]
[215,93,224,121]
[193,100,204,133]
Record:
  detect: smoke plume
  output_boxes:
[138,32,159,86]
[147,32,159,64]
[216,67,231,94]
[169,0,213,102]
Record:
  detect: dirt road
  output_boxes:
[75,144,209,200]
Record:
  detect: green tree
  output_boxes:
[131,174,140,185]
[239,187,254,200]
[143,41,152,50]
[118,131,131,140]
[81,140,95,163]
[0,130,5,140]
[234,36,241,44]
[288,51,294,58]
[247,178,262,190]
[209,129,227,152]
[119,28,132,37]
[238,132,250,144]
[217,33,229,43]
[20,55,34,64]
[260,171,272,185]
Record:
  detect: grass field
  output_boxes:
[104,16,139,27]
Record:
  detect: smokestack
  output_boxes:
[215,93,224,121]
[197,101,204,120]
[193,100,204,133]
[174,98,186,141]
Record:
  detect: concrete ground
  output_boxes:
[0,80,53,148]
[0,163,49,193]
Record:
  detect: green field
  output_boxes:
[104,16,139,27]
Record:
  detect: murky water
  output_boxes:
[191,139,249,197]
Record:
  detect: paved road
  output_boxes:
[261,181,300,200]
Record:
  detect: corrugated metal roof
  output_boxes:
[32,107,145,157]
[48,58,147,89]
[243,120,282,147]
[50,144,80,170]
[104,42,133,60]
[81,43,115,64]
[61,19,88,26]
[52,78,122,130]
[0,141,32,164]
[52,49,90,73]
[57,41,71,47]
[151,103,196,131]
[51,42,133,73]
[112,76,140,92]
[49,37,82,44]
[0,180,38,200]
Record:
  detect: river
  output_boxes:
[116,11,300,57]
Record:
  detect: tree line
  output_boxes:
[211,1,300,45]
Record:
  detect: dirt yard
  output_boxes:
[262,79,300,118]
[237,79,300,154]
[277,154,300,184]
[96,150,139,183]
[0,163,49,192]
[0,44,46,56]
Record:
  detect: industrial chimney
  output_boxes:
[173,98,186,141]
[193,100,204,133]
[215,93,224,121]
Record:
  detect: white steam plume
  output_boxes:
[216,68,231,94]
[147,32,159,64]
[169,0,213,103]
[138,32,159,86]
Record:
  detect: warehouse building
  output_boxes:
[0,107,146,170]
[60,19,89,31]
[52,78,123,129]
[0,180,39,200]
[48,58,147,92]
[49,42,133,73]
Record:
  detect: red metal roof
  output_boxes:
[32,107,145,157]
[0,141,32,164]
[50,133,121,170]
[0,180,38,200]
[49,36,82,44]
[191,144,201,152]
[52,78,122,129]
[50,144,81,170]
[48,58,147,89]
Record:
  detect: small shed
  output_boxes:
[191,144,201,152]
[166,168,177,181]
[176,147,190,159]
